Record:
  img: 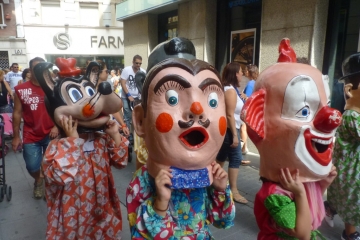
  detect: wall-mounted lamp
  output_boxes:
[105,24,110,28]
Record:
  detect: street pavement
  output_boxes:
[0,140,354,240]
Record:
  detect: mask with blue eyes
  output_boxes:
[33,58,123,133]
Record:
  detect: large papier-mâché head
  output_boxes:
[241,38,342,182]
[132,38,226,185]
[33,58,122,133]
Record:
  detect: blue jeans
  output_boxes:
[23,135,50,173]
[216,128,243,168]
[121,97,132,130]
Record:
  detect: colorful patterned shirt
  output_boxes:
[43,134,128,240]
[126,165,235,239]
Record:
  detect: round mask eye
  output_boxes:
[68,87,83,103]
[208,92,218,108]
[165,90,178,106]
[85,86,95,96]
[296,106,310,118]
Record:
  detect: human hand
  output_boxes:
[60,115,79,138]
[279,168,305,196]
[240,92,248,100]
[105,119,120,137]
[319,165,337,190]
[12,136,22,152]
[128,96,134,102]
[49,126,59,139]
[155,169,173,203]
[211,162,228,191]
[230,135,239,148]
[121,126,130,136]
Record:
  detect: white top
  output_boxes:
[5,71,22,93]
[224,85,244,129]
[120,66,146,98]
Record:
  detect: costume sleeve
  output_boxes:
[346,111,360,139]
[264,194,296,229]
[206,184,235,229]
[126,168,175,240]
[106,135,128,169]
[42,137,84,186]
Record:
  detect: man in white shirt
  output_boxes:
[120,55,146,140]
[6,63,23,93]
[110,70,119,91]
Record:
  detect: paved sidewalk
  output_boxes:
[0,146,353,240]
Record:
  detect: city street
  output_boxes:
[0,142,353,240]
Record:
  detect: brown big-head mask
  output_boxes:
[33,58,122,133]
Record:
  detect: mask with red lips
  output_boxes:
[241,38,342,182]
[133,38,227,188]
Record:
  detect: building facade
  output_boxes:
[0,0,27,70]
[116,0,360,91]
[1,0,124,71]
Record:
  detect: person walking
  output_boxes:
[216,62,249,204]
[18,68,31,85]
[119,55,146,142]
[0,70,13,113]
[5,63,22,93]
[12,57,59,199]
[326,53,360,240]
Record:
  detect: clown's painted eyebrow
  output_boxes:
[198,78,223,91]
[154,74,192,94]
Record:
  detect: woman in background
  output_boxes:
[18,68,31,85]
[0,70,13,113]
[96,60,130,136]
[216,62,249,204]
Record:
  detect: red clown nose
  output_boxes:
[313,106,342,133]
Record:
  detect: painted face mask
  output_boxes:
[133,37,227,189]
[33,58,122,133]
[241,38,342,183]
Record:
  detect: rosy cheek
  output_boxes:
[156,112,173,133]
[219,116,227,136]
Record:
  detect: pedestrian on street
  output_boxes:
[216,62,249,205]
[326,52,360,240]
[12,57,59,199]
[120,55,146,143]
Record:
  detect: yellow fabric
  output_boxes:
[134,133,148,164]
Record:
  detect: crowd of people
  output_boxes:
[1,36,359,240]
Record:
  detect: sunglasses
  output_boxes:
[13,67,19,68]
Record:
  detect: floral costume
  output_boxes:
[126,165,235,239]
[43,134,128,239]
[328,110,360,226]
[254,181,326,240]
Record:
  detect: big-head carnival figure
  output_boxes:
[241,38,341,239]
[126,37,235,239]
[34,58,128,239]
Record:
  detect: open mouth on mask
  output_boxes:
[304,129,334,166]
[179,127,209,149]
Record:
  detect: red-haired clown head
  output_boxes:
[241,38,342,182]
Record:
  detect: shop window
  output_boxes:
[0,51,9,69]
[0,3,6,29]
[158,10,178,44]
[80,4,99,27]
[41,2,62,25]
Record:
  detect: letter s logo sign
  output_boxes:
[53,33,71,50]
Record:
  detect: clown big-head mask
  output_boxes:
[241,38,342,182]
[33,58,122,133]
[133,38,226,186]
